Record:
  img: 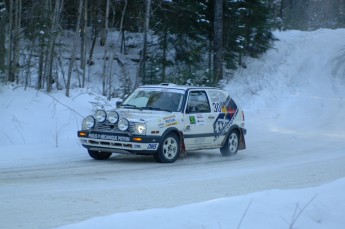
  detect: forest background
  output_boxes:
[0,0,344,98]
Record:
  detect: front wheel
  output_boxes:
[88,150,112,160]
[220,130,239,156]
[154,133,180,163]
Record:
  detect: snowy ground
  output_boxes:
[1,29,345,229]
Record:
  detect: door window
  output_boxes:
[186,91,210,113]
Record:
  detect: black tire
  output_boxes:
[154,133,180,163]
[88,150,112,160]
[220,129,239,156]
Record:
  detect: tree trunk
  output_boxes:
[7,0,13,82]
[88,29,97,66]
[161,27,167,83]
[99,0,109,46]
[0,0,7,80]
[213,0,223,84]
[46,0,64,93]
[208,38,213,83]
[12,0,21,84]
[119,0,127,54]
[88,1,98,66]
[101,0,110,96]
[138,0,151,86]
[66,0,83,97]
[106,49,115,100]
[37,36,44,89]
[102,49,107,96]
[80,0,87,88]
[104,0,110,45]
[24,39,35,90]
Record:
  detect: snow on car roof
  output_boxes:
[139,83,220,91]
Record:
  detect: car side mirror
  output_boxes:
[187,106,199,113]
[116,101,122,108]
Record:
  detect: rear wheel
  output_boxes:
[154,133,180,163]
[88,150,112,160]
[220,130,239,156]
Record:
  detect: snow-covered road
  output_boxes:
[2,121,345,229]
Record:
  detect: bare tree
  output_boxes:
[137,0,151,86]
[35,0,53,90]
[161,27,168,83]
[13,0,21,84]
[66,0,83,97]
[88,0,98,66]
[99,0,109,46]
[80,0,87,88]
[101,0,110,96]
[117,0,132,96]
[7,0,21,83]
[7,0,13,83]
[0,0,7,81]
[46,0,64,92]
[118,0,127,54]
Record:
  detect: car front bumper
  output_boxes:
[78,131,161,154]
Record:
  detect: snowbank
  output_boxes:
[56,178,345,229]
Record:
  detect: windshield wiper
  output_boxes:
[142,106,172,112]
[121,104,142,110]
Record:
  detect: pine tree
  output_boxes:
[223,0,275,69]
[149,0,209,85]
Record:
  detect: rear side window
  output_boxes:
[186,91,211,113]
[226,97,237,115]
[207,89,237,112]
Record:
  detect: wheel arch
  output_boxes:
[221,125,246,150]
[161,127,185,154]
[161,127,180,139]
[154,127,182,163]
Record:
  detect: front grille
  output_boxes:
[88,139,134,149]
[93,121,135,133]
[94,121,117,131]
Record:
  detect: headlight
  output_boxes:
[107,111,119,124]
[95,110,106,123]
[82,115,95,130]
[135,123,146,135]
[118,118,129,131]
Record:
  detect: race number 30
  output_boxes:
[212,102,221,112]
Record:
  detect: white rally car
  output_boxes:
[78,83,246,163]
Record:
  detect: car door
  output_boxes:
[182,90,217,150]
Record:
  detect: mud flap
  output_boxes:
[179,131,187,158]
[238,129,246,150]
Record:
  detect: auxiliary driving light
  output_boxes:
[118,118,129,131]
[95,110,107,123]
[107,111,119,124]
[82,115,95,130]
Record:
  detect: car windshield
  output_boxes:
[121,88,185,112]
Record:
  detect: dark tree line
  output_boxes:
[278,0,345,30]
[144,0,276,85]
[0,0,343,96]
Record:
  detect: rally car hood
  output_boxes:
[116,108,176,123]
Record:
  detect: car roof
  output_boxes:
[139,83,221,92]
